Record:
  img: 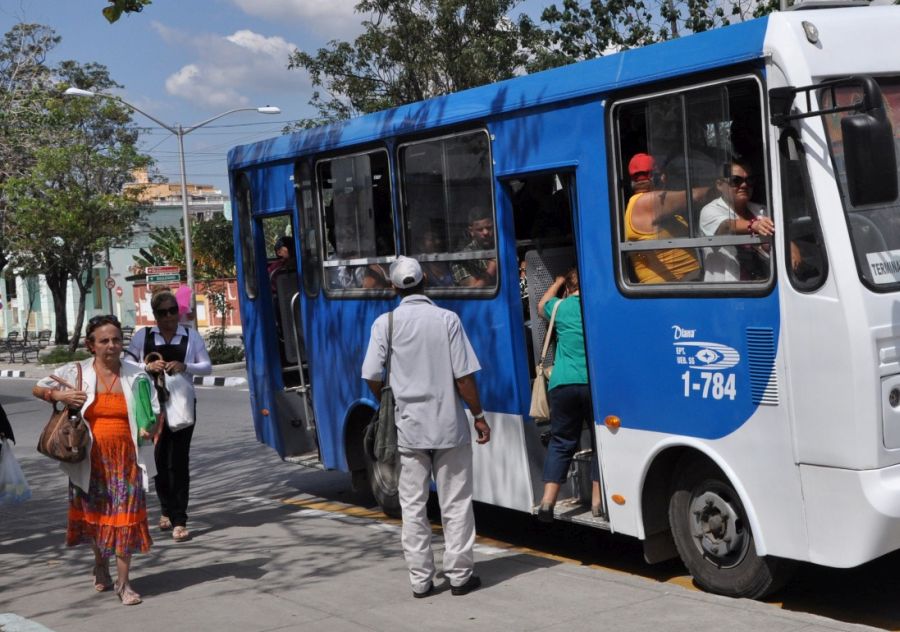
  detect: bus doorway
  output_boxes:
[505,172,604,523]
[257,214,318,464]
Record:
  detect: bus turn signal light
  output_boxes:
[611,494,626,505]
[261,409,270,416]
[604,415,621,430]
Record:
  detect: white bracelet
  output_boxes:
[473,412,485,420]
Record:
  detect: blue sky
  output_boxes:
[0,0,546,194]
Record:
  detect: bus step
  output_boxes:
[531,499,611,530]
[284,451,323,470]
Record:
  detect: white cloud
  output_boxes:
[231,0,358,28]
[154,25,310,110]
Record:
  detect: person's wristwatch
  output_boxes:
[54,399,67,413]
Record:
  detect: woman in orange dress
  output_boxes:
[33,315,159,605]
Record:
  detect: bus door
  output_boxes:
[505,172,601,520]
[257,208,319,464]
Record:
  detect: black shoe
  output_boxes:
[536,503,555,523]
[450,575,481,596]
[413,582,434,599]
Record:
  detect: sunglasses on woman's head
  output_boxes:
[154,306,179,317]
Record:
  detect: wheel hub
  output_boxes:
[688,490,749,567]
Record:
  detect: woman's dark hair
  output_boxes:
[86,314,122,341]
[564,267,579,293]
[151,290,177,312]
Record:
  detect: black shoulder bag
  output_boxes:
[364,312,398,465]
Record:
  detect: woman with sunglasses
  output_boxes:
[699,159,776,282]
[128,290,212,543]
[33,315,160,605]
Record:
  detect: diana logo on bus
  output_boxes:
[674,341,741,371]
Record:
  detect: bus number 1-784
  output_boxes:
[682,371,737,400]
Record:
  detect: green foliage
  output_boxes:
[133,225,185,270]
[525,0,779,70]
[40,348,91,365]
[103,0,152,23]
[192,214,236,279]
[203,281,242,365]
[287,0,538,127]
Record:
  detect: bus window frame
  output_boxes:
[235,172,258,301]
[609,72,775,297]
[315,146,397,300]
[294,160,322,298]
[397,127,499,299]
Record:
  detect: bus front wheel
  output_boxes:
[668,459,792,599]
[364,449,402,518]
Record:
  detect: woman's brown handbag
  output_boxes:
[37,364,89,463]
[529,300,562,422]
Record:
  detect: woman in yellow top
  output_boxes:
[623,153,708,283]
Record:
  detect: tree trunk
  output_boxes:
[45,269,69,345]
[68,281,89,353]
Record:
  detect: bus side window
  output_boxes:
[399,130,496,293]
[295,161,321,296]
[235,173,258,300]
[317,150,395,296]
[779,129,828,291]
[614,76,770,289]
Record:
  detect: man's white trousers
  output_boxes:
[398,442,475,592]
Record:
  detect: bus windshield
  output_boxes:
[821,76,900,290]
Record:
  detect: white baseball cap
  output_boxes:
[389,256,423,289]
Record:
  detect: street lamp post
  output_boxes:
[64,87,280,325]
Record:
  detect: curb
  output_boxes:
[0,370,26,378]
[193,376,247,387]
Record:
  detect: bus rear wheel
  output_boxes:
[668,459,793,599]
[364,449,402,519]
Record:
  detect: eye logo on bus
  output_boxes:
[673,341,741,371]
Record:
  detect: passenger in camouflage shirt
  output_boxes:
[451,207,497,287]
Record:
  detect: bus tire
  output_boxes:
[364,450,402,519]
[668,459,793,599]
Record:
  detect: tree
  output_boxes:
[103,0,152,24]
[3,60,150,350]
[523,0,779,71]
[0,24,60,270]
[287,0,539,127]
[192,214,236,280]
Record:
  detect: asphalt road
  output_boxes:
[2,376,899,631]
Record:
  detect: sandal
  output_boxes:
[93,563,113,592]
[115,582,142,606]
[159,516,173,531]
[172,526,190,542]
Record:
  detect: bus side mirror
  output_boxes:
[842,111,898,207]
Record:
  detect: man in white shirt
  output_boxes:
[361,257,491,598]
[699,160,776,282]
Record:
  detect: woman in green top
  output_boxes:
[536,269,600,521]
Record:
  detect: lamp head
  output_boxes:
[63,87,97,98]
[256,106,281,114]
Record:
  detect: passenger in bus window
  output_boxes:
[623,153,707,283]
[451,207,497,287]
[267,236,294,288]
[361,257,490,598]
[418,228,455,287]
[699,160,775,282]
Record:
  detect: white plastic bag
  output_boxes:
[164,372,196,431]
[0,439,31,505]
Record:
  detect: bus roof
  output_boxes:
[227,14,775,171]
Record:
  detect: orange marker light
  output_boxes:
[261,409,270,416]
[604,415,621,430]
[611,494,626,505]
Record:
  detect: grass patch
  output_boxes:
[39,348,91,365]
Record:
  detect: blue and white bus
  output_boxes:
[227,1,900,598]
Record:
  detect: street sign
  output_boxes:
[147,273,181,283]
[146,265,181,284]
[105,277,116,290]
[115,287,123,297]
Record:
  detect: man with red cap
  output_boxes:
[623,153,710,283]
